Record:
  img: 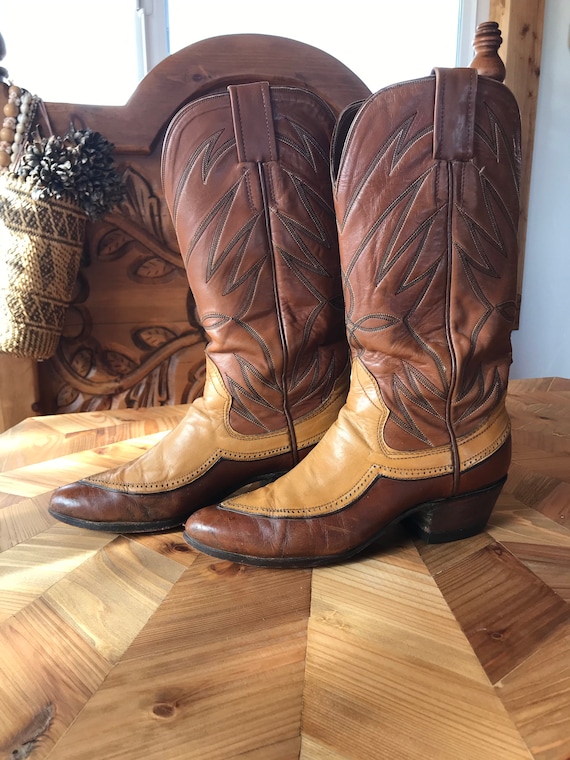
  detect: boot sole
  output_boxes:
[47,508,183,533]
[182,477,507,568]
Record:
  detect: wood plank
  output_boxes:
[498,621,570,760]
[0,355,38,433]
[124,555,312,659]
[0,492,27,508]
[508,378,561,393]
[503,460,570,531]
[514,433,570,458]
[503,463,565,517]
[547,378,570,391]
[534,481,570,527]
[0,431,167,497]
[488,494,570,547]
[301,737,352,760]
[414,531,495,577]
[0,597,110,759]
[510,443,555,463]
[508,389,570,416]
[500,542,570,603]
[429,542,570,684]
[47,554,311,760]
[514,457,570,483]
[128,530,202,568]
[0,523,115,624]
[0,404,187,471]
[42,535,185,664]
[0,375,568,757]
[302,549,533,760]
[48,623,306,760]
[0,492,55,552]
[231,738,302,760]
[489,0,546,312]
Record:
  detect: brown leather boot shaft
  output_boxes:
[162,83,348,444]
[332,69,521,458]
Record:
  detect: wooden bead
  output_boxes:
[8,84,21,97]
[3,102,19,118]
[0,151,11,167]
[0,126,15,142]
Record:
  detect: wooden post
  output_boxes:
[489,0,546,322]
[0,355,39,432]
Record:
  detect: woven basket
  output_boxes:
[0,173,86,360]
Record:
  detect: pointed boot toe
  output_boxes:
[183,505,332,568]
[48,477,189,533]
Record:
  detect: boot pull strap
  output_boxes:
[228,81,278,164]
[432,67,478,161]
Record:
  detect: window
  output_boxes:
[1,0,485,105]
[168,0,462,93]
[1,0,141,105]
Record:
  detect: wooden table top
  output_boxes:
[0,377,569,760]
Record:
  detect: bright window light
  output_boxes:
[1,0,464,104]
[1,0,140,105]
[167,0,462,92]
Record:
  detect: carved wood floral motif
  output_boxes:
[38,165,207,414]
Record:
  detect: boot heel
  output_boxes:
[404,477,506,544]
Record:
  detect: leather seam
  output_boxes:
[260,85,276,162]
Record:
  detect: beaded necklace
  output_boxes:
[1,84,40,171]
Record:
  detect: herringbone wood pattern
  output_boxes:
[0,378,568,759]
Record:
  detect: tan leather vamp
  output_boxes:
[219,358,510,518]
[85,357,348,494]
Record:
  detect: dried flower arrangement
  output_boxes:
[15,126,125,220]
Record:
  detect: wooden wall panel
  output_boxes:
[489,0,546,318]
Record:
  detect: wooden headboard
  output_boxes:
[7,35,371,419]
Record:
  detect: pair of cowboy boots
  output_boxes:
[49,65,521,568]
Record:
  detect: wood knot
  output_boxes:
[208,560,245,577]
[152,702,177,719]
[5,704,54,760]
[172,542,191,553]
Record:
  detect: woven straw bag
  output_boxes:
[0,172,86,360]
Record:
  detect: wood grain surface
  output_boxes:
[0,378,569,759]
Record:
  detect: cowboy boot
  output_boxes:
[183,67,521,566]
[48,82,349,532]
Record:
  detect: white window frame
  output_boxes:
[456,0,491,67]
[135,0,169,76]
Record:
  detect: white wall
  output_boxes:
[510,0,570,379]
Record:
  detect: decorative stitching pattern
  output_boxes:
[335,76,520,449]
[162,86,348,436]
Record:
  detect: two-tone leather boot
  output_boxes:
[48,82,349,532]
[183,67,521,566]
